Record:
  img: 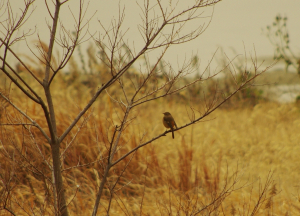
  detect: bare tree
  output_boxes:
[0,0,275,215]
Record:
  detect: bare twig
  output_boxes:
[0,91,50,143]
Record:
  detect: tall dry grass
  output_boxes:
[1,77,300,215]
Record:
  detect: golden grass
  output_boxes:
[1,89,300,215]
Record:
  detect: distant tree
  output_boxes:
[264,14,300,73]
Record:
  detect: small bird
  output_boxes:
[162,112,177,139]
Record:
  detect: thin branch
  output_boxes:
[27,125,52,170]
[0,38,42,85]
[131,49,221,108]
[0,91,51,143]
[60,110,92,158]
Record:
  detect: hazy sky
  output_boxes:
[4,0,300,72]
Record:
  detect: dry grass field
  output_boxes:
[1,82,300,215]
[2,1,300,215]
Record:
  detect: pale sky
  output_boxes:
[4,0,300,73]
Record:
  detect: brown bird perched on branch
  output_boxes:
[162,112,177,139]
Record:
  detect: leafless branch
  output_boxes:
[0,91,50,143]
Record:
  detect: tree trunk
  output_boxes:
[51,142,68,216]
